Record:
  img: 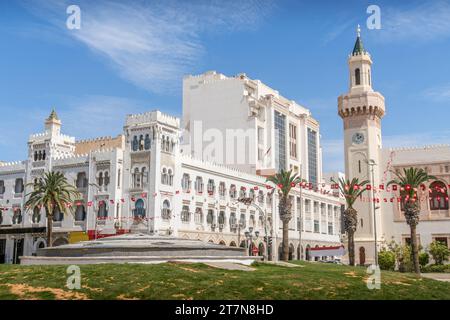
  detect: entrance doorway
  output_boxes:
[13,238,24,264]
[0,239,6,264]
[359,246,366,266]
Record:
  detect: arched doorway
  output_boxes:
[133,199,145,219]
[289,243,295,260]
[278,243,283,260]
[305,245,311,261]
[359,247,366,266]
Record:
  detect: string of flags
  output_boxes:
[1,179,448,213]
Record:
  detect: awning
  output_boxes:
[309,245,346,257]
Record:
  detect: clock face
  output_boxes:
[352,132,365,144]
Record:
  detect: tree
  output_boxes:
[333,177,369,266]
[25,171,80,247]
[388,167,437,274]
[429,241,450,265]
[266,170,301,261]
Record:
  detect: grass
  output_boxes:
[0,261,449,300]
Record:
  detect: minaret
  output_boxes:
[45,108,62,136]
[338,26,386,264]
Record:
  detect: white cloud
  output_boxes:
[423,84,450,102]
[376,1,450,42]
[20,0,274,93]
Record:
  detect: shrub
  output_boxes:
[429,241,450,265]
[421,264,450,273]
[419,252,430,268]
[378,249,396,270]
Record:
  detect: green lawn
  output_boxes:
[0,261,449,300]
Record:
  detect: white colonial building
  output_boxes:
[0,74,343,264]
[339,27,450,265]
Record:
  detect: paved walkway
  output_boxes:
[262,261,303,268]
[204,262,256,271]
[421,273,450,282]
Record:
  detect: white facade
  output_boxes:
[0,76,343,264]
[339,28,450,265]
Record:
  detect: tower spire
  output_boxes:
[352,25,365,56]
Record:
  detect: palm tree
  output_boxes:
[333,177,369,266]
[266,170,301,261]
[387,167,437,274]
[25,171,80,247]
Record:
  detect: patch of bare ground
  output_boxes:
[5,283,89,300]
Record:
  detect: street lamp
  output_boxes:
[244,227,260,256]
[366,159,379,266]
[234,196,271,261]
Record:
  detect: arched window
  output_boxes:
[132,136,139,151]
[207,209,215,226]
[258,190,264,204]
[76,172,87,188]
[219,182,226,197]
[38,151,42,161]
[14,178,24,194]
[368,69,371,86]
[104,172,110,187]
[144,134,151,150]
[161,168,168,185]
[13,209,22,224]
[229,212,237,230]
[239,213,246,228]
[133,199,146,219]
[161,135,165,150]
[34,151,38,161]
[430,181,449,210]
[181,205,190,223]
[218,211,226,227]
[195,207,203,224]
[162,200,171,220]
[239,188,246,199]
[229,185,237,199]
[182,174,190,191]
[98,172,104,187]
[168,169,173,186]
[42,150,46,160]
[75,205,86,221]
[53,207,64,222]
[355,68,361,85]
[139,135,144,151]
[32,207,41,223]
[97,201,107,219]
[249,189,255,200]
[165,137,170,152]
[195,177,203,193]
[207,179,215,194]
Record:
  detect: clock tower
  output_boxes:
[338,26,385,264]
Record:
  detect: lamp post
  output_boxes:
[366,159,379,266]
[244,227,260,256]
[235,196,270,261]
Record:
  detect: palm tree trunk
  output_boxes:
[348,230,355,266]
[410,224,420,274]
[47,214,53,248]
[282,220,289,261]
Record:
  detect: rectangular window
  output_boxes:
[328,222,333,235]
[314,220,320,233]
[274,111,286,172]
[307,128,318,184]
[289,123,297,159]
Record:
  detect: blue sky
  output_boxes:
[1,0,450,172]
